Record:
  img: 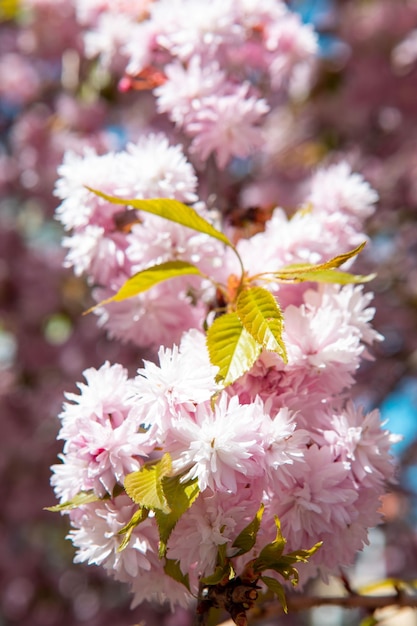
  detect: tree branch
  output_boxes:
[217,593,417,625]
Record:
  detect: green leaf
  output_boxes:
[217,542,228,568]
[124,453,172,514]
[261,576,288,613]
[88,261,203,311]
[282,542,322,566]
[254,536,322,586]
[201,543,235,585]
[164,558,191,591]
[200,561,235,586]
[86,188,233,249]
[236,287,287,362]
[277,268,374,285]
[290,241,367,271]
[206,312,262,386]
[252,517,286,574]
[232,503,265,557]
[44,490,101,512]
[156,476,200,557]
[117,507,148,552]
[268,242,373,284]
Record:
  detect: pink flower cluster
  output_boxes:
[54,134,224,347]
[52,313,396,606]
[54,137,379,351]
[49,0,398,615]
[74,0,317,168]
[52,152,397,607]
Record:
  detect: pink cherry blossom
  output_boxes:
[319,402,399,486]
[150,0,242,61]
[186,85,270,168]
[131,329,219,432]
[168,488,262,586]
[52,362,152,497]
[155,56,227,126]
[92,280,208,349]
[41,0,401,616]
[272,444,359,548]
[169,394,267,493]
[308,162,379,226]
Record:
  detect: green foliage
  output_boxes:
[201,544,235,585]
[201,561,236,586]
[118,507,149,552]
[275,267,374,284]
[232,503,265,557]
[268,242,374,284]
[268,542,322,585]
[124,453,173,513]
[155,475,200,557]
[261,575,289,613]
[164,558,191,591]
[252,516,287,573]
[45,490,102,512]
[206,312,262,386]
[88,260,203,311]
[251,517,322,585]
[236,287,287,361]
[86,188,234,249]
[123,454,200,556]
[197,514,321,622]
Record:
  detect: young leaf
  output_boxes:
[254,539,322,585]
[200,561,235,586]
[44,490,101,512]
[232,503,265,557]
[86,188,234,249]
[164,558,191,591]
[268,242,371,284]
[261,576,288,613]
[118,507,148,552]
[276,268,374,285]
[236,287,287,362]
[280,542,323,567]
[217,542,228,568]
[200,542,235,585]
[87,261,203,311]
[294,241,367,271]
[263,541,323,584]
[252,516,286,574]
[206,312,262,386]
[156,475,200,557]
[124,453,172,514]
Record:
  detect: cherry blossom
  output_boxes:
[45,0,400,617]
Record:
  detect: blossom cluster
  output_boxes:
[52,148,396,608]
[49,0,398,617]
[2,0,415,624]
[74,0,317,168]
[52,307,395,607]
[55,135,379,350]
